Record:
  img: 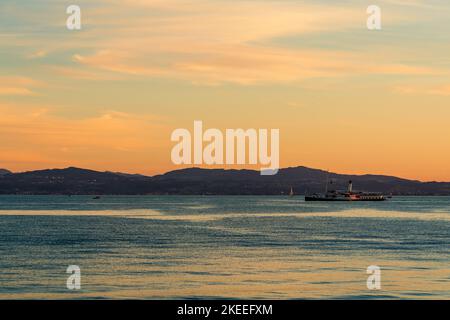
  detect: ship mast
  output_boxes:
[348,180,353,193]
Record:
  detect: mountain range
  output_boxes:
[0,166,449,195]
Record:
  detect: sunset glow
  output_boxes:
[1,0,450,181]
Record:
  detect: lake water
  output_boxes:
[0,195,449,299]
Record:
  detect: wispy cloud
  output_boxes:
[393,84,450,96]
[2,0,447,85]
[0,76,43,96]
[60,0,445,84]
[26,50,48,59]
[0,104,172,173]
[72,45,441,85]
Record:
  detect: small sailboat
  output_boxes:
[289,187,294,197]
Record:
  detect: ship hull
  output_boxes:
[305,196,386,202]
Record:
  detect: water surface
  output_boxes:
[0,195,448,299]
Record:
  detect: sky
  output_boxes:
[1,0,450,181]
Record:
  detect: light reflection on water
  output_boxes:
[0,196,449,299]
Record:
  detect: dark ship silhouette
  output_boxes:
[305,180,386,201]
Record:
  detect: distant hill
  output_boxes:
[0,167,151,195]
[0,169,12,176]
[0,166,449,195]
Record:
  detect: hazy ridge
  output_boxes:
[0,166,449,195]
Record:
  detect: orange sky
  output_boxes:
[1,0,450,181]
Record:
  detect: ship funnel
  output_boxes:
[348,180,353,193]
